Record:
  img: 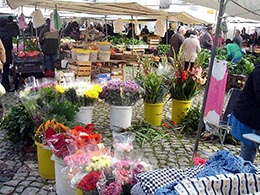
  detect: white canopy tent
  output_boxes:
[183,0,260,21]
[6,0,211,24]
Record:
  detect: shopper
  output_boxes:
[225,39,243,63]
[181,30,201,70]
[233,29,243,48]
[39,19,59,77]
[169,26,186,59]
[141,25,149,35]
[200,26,213,50]
[0,18,13,91]
[230,64,260,163]
[6,16,19,38]
[161,23,175,44]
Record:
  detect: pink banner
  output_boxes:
[204,59,228,125]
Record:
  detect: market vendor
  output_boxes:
[225,39,243,63]
[39,19,59,77]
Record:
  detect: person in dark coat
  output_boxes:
[0,18,13,91]
[6,16,19,38]
[39,19,59,77]
[230,64,260,163]
[200,26,213,50]
[169,26,186,58]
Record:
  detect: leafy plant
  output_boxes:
[179,103,202,136]
[0,103,36,146]
[195,49,211,68]
[127,121,170,148]
[228,54,255,76]
[158,44,170,56]
[142,73,168,104]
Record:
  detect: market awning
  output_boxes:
[7,0,169,18]
[168,11,212,24]
[183,0,260,21]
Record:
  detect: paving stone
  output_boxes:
[30,181,44,188]
[19,180,32,186]
[15,186,25,193]
[20,187,39,195]
[3,179,21,186]
[0,186,15,194]
[37,190,49,195]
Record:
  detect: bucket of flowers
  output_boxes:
[63,82,103,125]
[135,55,170,126]
[169,56,207,123]
[99,79,142,131]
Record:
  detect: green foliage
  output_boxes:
[179,104,202,136]
[142,73,169,104]
[127,121,170,148]
[228,54,255,76]
[158,44,170,55]
[195,49,211,68]
[36,87,79,127]
[102,35,146,45]
[0,103,36,146]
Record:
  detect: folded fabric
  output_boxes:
[196,150,257,178]
[174,173,260,195]
[136,165,204,195]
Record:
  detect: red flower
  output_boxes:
[172,121,177,126]
[44,127,57,140]
[181,70,188,81]
[163,122,169,128]
[78,171,101,191]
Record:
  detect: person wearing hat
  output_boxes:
[0,18,13,91]
[200,26,213,50]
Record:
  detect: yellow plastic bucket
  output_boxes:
[76,188,83,195]
[35,141,55,179]
[172,99,192,123]
[144,103,164,126]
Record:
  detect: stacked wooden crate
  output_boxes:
[149,38,160,49]
[68,60,91,80]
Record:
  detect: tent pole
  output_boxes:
[131,15,134,55]
[166,17,169,44]
[105,15,108,36]
[193,0,227,158]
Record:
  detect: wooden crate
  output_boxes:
[68,61,91,77]
[226,74,247,91]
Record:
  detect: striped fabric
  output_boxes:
[174,173,260,195]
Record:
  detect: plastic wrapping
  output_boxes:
[112,132,135,153]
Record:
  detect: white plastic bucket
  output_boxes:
[97,42,111,51]
[51,155,76,195]
[71,50,77,60]
[99,51,111,61]
[110,106,132,131]
[89,50,98,61]
[77,52,90,61]
[76,106,94,125]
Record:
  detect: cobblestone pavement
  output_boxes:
[0,67,258,195]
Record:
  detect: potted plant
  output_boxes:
[99,79,142,131]
[64,82,103,125]
[135,55,169,126]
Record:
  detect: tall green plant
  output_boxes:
[0,103,36,146]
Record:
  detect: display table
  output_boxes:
[13,53,45,89]
[68,59,126,81]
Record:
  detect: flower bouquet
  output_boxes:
[99,80,142,106]
[62,82,103,125]
[169,66,207,101]
[169,52,207,123]
[64,82,103,107]
[99,79,142,131]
